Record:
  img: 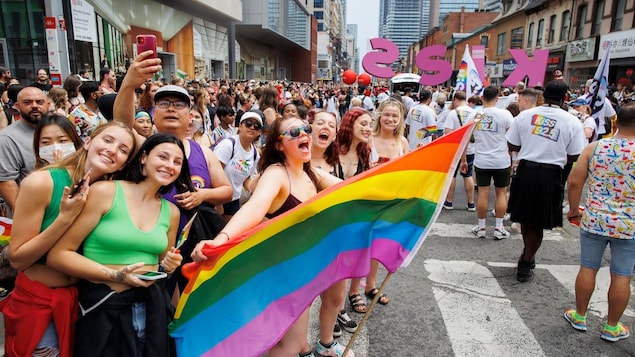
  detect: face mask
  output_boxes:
[191,121,203,133]
[39,143,76,163]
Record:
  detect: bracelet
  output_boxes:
[216,231,230,242]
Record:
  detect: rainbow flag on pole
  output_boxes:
[169,122,475,356]
[0,217,12,247]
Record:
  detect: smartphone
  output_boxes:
[70,169,91,198]
[136,35,157,58]
[133,271,167,280]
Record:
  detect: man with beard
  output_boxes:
[0,87,47,215]
[31,69,52,94]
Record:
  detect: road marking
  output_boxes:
[425,259,545,356]
[430,223,569,241]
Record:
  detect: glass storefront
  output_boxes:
[0,0,47,82]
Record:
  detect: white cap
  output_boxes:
[239,111,263,127]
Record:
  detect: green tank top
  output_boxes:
[82,181,171,265]
[36,168,72,265]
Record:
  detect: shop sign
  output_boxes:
[599,28,635,59]
[546,53,564,71]
[566,38,596,62]
[71,0,98,43]
[502,59,517,76]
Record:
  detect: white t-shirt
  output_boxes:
[507,92,518,102]
[405,103,437,150]
[505,105,586,168]
[402,96,416,111]
[213,135,260,201]
[581,95,616,135]
[350,95,375,113]
[444,104,476,155]
[473,107,514,169]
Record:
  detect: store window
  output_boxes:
[560,10,570,42]
[591,0,604,36]
[548,15,556,44]
[497,32,506,56]
[575,4,587,39]
[527,22,534,48]
[536,19,544,47]
[611,0,625,31]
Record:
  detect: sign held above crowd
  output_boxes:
[361,38,550,87]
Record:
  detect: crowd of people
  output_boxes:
[0,51,632,357]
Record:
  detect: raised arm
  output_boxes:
[113,51,161,130]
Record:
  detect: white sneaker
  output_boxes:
[493,227,510,240]
[316,340,354,357]
[492,209,511,221]
[472,226,486,238]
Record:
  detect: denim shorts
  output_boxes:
[579,229,635,276]
[35,320,58,349]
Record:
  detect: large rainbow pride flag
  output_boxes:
[169,121,475,356]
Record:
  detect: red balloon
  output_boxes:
[342,69,357,85]
[357,73,371,86]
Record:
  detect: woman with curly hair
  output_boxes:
[138,81,161,117]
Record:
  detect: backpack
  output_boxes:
[217,136,257,163]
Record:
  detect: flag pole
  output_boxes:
[342,272,394,356]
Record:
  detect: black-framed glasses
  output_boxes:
[242,119,262,130]
[278,124,312,140]
[156,100,188,110]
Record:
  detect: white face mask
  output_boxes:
[39,143,76,163]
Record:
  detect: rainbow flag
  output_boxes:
[169,122,475,356]
[0,217,11,247]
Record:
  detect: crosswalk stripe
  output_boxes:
[425,259,546,356]
[430,222,568,241]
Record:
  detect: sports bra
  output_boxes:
[83,181,170,265]
[265,166,313,219]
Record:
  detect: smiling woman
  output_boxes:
[47,133,194,356]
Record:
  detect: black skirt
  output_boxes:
[508,160,564,229]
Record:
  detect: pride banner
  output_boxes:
[169,122,475,356]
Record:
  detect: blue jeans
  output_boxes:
[579,229,635,276]
[35,320,58,349]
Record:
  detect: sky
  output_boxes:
[346,0,380,54]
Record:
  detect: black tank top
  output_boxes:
[265,166,314,219]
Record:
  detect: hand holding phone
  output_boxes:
[136,35,157,58]
[70,169,92,198]
[133,271,167,280]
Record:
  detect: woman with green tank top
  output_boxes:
[48,133,193,356]
[1,121,137,356]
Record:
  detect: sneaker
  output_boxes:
[337,311,357,333]
[516,258,535,282]
[493,227,510,240]
[492,209,511,221]
[332,322,342,338]
[601,322,630,342]
[471,226,486,238]
[443,201,453,210]
[316,340,354,357]
[563,309,587,331]
[510,222,521,233]
[466,202,476,211]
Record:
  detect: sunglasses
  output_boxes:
[242,119,262,130]
[278,124,312,140]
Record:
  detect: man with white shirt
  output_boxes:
[470,86,514,239]
[583,78,616,138]
[402,87,416,112]
[506,80,586,282]
[443,91,476,211]
[405,89,437,150]
[507,82,525,103]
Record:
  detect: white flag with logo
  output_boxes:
[454,45,483,99]
[585,41,611,134]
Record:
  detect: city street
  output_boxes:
[307,179,635,356]
[1,181,633,356]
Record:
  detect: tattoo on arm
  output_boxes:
[106,268,126,283]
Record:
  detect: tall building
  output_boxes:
[378,0,428,58]
[482,0,502,12]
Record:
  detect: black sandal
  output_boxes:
[348,293,368,313]
[365,288,390,305]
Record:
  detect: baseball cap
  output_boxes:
[569,98,587,107]
[239,111,263,127]
[154,85,191,106]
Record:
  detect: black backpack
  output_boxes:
[216,136,257,162]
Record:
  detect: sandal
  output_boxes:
[365,288,390,305]
[348,293,368,313]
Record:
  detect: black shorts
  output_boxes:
[508,160,563,229]
[475,167,511,188]
[222,199,241,215]
[453,154,474,178]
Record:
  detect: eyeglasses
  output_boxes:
[156,100,189,110]
[242,119,262,130]
[278,124,312,140]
